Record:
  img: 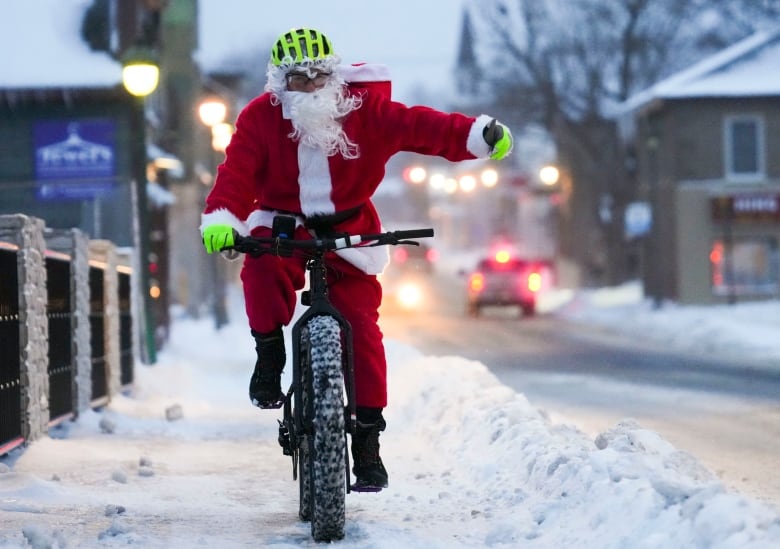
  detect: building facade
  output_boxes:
[618,30,780,304]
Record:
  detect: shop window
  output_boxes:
[724,115,765,181]
[710,237,778,296]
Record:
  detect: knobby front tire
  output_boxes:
[298,346,312,523]
[298,315,346,542]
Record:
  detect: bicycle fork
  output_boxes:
[277,254,357,491]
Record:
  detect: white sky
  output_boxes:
[0,0,466,105]
[6,1,776,111]
[196,0,467,104]
[1,274,779,547]
[0,0,121,88]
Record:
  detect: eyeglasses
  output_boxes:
[285,71,332,89]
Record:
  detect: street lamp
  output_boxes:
[480,168,499,188]
[403,165,427,184]
[121,46,160,97]
[198,97,234,152]
[458,174,477,193]
[539,165,560,186]
[122,48,159,364]
[211,123,234,153]
[197,95,231,329]
[198,98,227,127]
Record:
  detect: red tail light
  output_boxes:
[393,248,408,263]
[494,249,511,263]
[469,273,485,292]
[527,271,542,293]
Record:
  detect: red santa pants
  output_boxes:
[240,227,387,408]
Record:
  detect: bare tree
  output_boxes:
[468,0,778,285]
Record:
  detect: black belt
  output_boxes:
[261,205,363,235]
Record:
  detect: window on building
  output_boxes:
[724,115,765,181]
[710,237,778,296]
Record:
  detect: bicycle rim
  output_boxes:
[299,315,346,542]
[298,351,312,523]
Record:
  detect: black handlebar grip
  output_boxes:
[396,228,434,239]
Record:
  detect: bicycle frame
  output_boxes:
[226,219,434,541]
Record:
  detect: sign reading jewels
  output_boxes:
[710,193,780,223]
[34,119,117,199]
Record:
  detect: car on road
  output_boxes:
[465,251,554,317]
[389,241,438,275]
[379,241,437,313]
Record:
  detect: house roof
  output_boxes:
[615,28,780,116]
[0,0,122,90]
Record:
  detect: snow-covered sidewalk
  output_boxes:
[1,290,779,548]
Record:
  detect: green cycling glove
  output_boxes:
[482,118,513,160]
[202,224,235,254]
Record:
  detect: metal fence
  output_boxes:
[89,265,109,407]
[0,214,135,455]
[0,244,22,455]
[46,253,74,425]
[119,270,134,387]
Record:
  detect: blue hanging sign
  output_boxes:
[33,119,117,199]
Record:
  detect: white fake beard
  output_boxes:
[281,80,361,159]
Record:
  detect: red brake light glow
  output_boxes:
[469,273,485,292]
[393,248,408,263]
[494,249,511,263]
[527,272,542,293]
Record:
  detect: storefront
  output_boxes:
[676,184,780,304]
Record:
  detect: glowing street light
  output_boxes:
[480,168,499,188]
[539,165,560,186]
[198,98,228,128]
[211,122,234,152]
[198,97,234,152]
[443,178,458,194]
[121,46,160,98]
[429,173,446,190]
[404,165,428,184]
[458,174,477,193]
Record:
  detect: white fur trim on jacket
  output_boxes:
[200,208,248,236]
[334,246,390,275]
[338,63,391,83]
[246,209,307,232]
[298,143,336,216]
[467,114,494,158]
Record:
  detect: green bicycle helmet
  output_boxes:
[271,28,334,66]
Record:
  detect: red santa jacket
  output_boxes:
[200,64,495,274]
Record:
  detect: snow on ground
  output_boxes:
[545,282,780,367]
[1,285,780,548]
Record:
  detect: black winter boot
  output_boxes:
[249,327,286,408]
[351,407,388,490]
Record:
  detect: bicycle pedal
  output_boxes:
[350,483,384,493]
[277,420,293,455]
[253,395,286,409]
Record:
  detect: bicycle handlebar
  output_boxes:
[226,227,434,256]
[382,228,434,241]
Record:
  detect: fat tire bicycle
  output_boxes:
[226,216,433,542]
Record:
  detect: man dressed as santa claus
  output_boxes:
[200,27,514,490]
